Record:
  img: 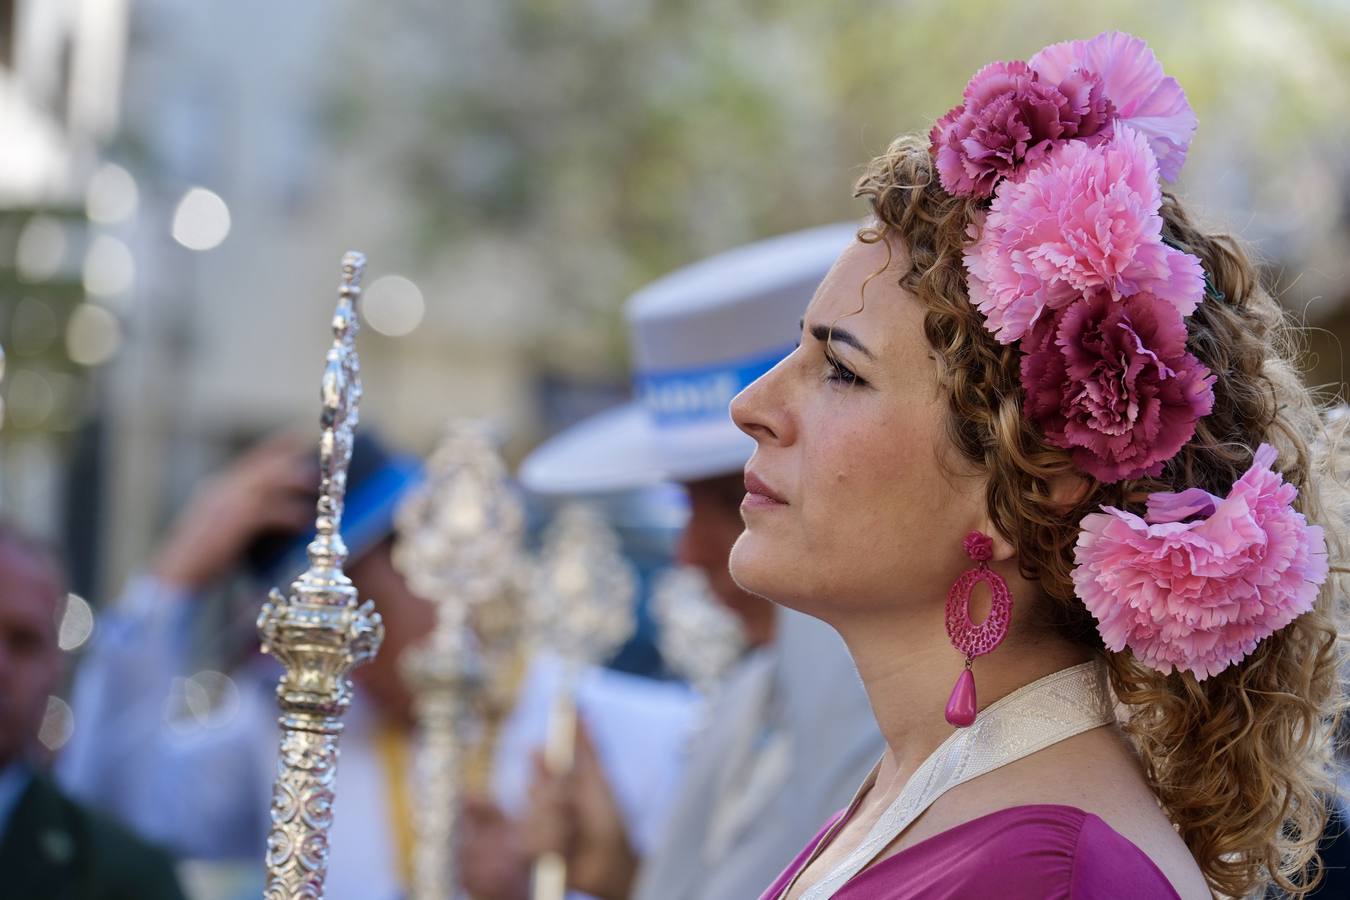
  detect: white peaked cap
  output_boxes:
[520,222,859,495]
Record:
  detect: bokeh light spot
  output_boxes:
[86,163,139,224]
[16,217,68,282]
[171,187,231,250]
[38,696,74,751]
[6,369,55,427]
[363,275,426,337]
[82,234,135,297]
[59,593,96,651]
[66,303,123,367]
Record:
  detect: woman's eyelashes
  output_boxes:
[795,331,867,388]
[823,350,866,387]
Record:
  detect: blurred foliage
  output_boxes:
[329,0,1350,370]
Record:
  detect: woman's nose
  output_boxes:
[731,361,791,445]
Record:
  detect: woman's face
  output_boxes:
[729,237,994,624]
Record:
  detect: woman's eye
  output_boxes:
[824,355,863,387]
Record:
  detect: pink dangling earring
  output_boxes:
[943,531,1012,728]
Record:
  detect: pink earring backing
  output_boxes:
[944,531,1012,727]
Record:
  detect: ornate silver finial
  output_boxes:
[256,251,385,900]
[392,421,525,900]
[527,503,636,900]
[528,503,636,668]
[651,566,746,697]
[394,421,524,610]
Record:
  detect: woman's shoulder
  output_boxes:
[843,804,1181,900]
[1064,808,1187,898]
[958,805,1181,899]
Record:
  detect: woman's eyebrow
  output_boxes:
[800,319,875,360]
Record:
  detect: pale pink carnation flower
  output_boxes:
[964,124,1204,344]
[1030,30,1197,182]
[1072,444,1329,680]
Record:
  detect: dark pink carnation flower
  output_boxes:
[1020,291,1215,482]
[929,59,1114,199]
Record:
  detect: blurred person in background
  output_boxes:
[459,224,885,900]
[0,521,186,899]
[57,431,433,900]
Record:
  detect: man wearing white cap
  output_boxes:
[465,224,883,900]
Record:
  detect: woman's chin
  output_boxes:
[729,531,793,606]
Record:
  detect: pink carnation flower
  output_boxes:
[1021,291,1214,482]
[929,59,1114,199]
[964,125,1204,344]
[1072,444,1329,680]
[1030,31,1197,182]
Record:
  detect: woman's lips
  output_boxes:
[743,470,787,509]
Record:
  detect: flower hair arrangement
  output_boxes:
[931,32,1329,680]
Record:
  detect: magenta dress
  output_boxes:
[760,803,1181,899]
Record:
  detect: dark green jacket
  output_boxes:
[0,773,185,900]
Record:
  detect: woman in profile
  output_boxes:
[733,31,1345,900]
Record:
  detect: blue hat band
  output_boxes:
[634,344,793,427]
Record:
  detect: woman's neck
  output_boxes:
[833,600,1094,797]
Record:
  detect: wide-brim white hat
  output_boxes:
[521,222,858,495]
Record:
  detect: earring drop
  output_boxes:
[943,531,1012,727]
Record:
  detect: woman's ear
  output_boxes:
[983,526,1017,563]
[969,510,1017,564]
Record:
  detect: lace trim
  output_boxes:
[789,661,1115,900]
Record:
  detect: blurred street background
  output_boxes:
[4,0,1349,601]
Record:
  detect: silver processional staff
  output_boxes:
[393,420,525,900]
[528,503,637,900]
[256,252,385,899]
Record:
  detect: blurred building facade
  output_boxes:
[0,0,131,594]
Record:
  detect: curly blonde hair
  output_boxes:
[854,134,1347,899]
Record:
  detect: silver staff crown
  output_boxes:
[529,503,636,667]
